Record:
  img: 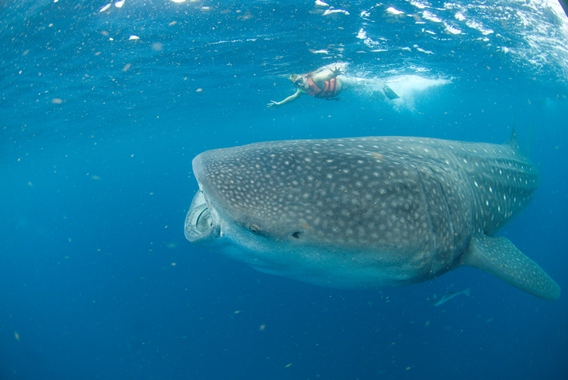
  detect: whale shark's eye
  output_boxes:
[292,231,302,239]
[249,224,260,233]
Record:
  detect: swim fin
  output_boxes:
[382,84,400,100]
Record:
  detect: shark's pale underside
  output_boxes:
[185,132,560,300]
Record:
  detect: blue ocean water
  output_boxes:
[1,0,567,379]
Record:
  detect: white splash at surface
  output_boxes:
[386,75,452,111]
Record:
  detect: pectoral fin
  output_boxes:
[458,235,560,300]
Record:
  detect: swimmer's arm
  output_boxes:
[268,90,303,107]
[329,66,343,78]
[312,66,343,82]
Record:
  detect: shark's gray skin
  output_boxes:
[185,133,560,300]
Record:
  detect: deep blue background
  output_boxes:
[1,1,567,379]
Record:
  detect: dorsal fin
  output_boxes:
[505,126,520,153]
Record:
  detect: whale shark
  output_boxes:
[185,132,560,300]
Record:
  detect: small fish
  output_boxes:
[432,287,471,307]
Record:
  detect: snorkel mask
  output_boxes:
[289,74,308,90]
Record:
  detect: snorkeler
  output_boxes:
[267,64,399,108]
[268,65,345,107]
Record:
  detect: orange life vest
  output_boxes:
[306,77,339,98]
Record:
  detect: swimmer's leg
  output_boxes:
[341,76,400,99]
[339,76,366,90]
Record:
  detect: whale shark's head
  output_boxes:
[184,138,459,288]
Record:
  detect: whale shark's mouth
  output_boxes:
[185,189,220,243]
